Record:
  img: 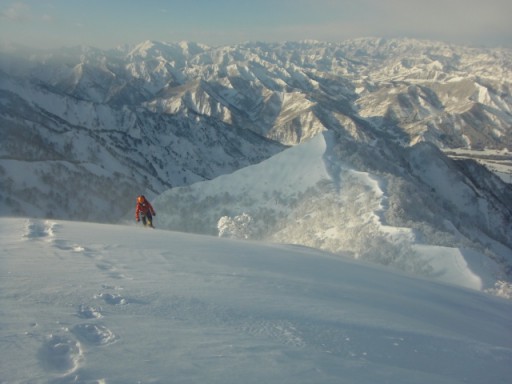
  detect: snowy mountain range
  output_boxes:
[1,38,512,291]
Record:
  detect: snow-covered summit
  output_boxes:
[126,40,209,62]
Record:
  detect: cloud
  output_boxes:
[0,1,31,22]
[368,0,512,45]
[41,14,55,23]
[272,0,512,46]
[1,1,56,24]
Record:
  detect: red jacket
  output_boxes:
[135,200,155,221]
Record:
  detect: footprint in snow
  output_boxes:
[77,304,103,319]
[24,219,57,240]
[23,220,90,258]
[96,292,127,305]
[95,262,128,280]
[38,334,83,375]
[52,239,89,253]
[72,324,117,346]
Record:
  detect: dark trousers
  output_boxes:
[141,212,153,227]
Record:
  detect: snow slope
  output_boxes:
[154,132,511,293]
[1,217,511,383]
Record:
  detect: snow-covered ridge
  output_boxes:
[155,132,512,293]
[1,217,511,383]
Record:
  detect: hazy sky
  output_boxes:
[1,0,511,50]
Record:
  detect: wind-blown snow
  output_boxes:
[1,217,511,383]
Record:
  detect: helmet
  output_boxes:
[137,195,146,203]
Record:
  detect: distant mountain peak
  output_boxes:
[1,38,511,287]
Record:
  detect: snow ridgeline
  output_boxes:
[155,132,512,297]
[1,217,511,383]
[216,212,512,298]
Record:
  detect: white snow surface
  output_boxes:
[154,132,510,293]
[1,217,511,383]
